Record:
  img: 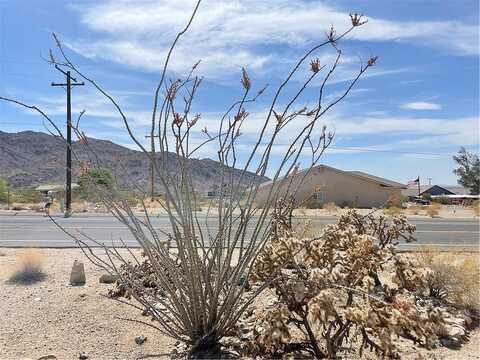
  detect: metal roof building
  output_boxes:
[254,165,405,208]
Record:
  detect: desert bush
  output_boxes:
[323,202,338,214]
[248,207,460,358]
[71,201,88,213]
[10,203,29,211]
[8,249,46,285]
[472,200,480,217]
[433,196,450,205]
[426,203,441,217]
[0,180,9,203]
[11,188,41,204]
[417,248,480,312]
[407,204,422,215]
[385,195,403,208]
[303,199,323,209]
[78,167,115,201]
[384,206,402,216]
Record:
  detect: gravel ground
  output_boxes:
[0,248,172,360]
[0,248,479,360]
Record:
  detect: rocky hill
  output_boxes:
[0,130,268,193]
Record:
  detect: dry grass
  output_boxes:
[296,207,307,216]
[384,206,402,217]
[7,249,46,285]
[406,204,422,215]
[416,247,480,312]
[10,203,29,211]
[472,200,480,217]
[425,203,441,217]
[323,202,338,214]
[72,201,88,213]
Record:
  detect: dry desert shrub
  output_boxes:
[247,205,467,358]
[10,203,29,211]
[472,200,480,217]
[7,249,46,285]
[72,201,88,213]
[384,206,402,217]
[426,203,441,217]
[323,202,338,214]
[407,204,422,215]
[417,248,480,312]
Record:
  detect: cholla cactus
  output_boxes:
[249,206,451,358]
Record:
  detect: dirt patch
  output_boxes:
[0,248,171,360]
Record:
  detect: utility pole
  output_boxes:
[145,134,159,200]
[51,65,84,218]
[428,177,432,186]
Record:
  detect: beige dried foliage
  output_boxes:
[472,200,480,217]
[407,204,422,215]
[416,248,480,312]
[384,206,402,217]
[323,202,338,214]
[248,207,454,358]
[8,249,46,284]
[426,203,441,217]
[71,201,88,213]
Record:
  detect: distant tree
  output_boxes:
[453,147,480,194]
[78,168,114,200]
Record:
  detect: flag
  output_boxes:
[407,177,419,187]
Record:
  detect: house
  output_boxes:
[35,183,79,197]
[402,185,469,198]
[254,165,406,208]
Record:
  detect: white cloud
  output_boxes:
[66,0,478,78]
[400,102,442,110]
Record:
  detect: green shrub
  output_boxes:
[0,180,9,203]
[432,196,449,205]
[78,168,115,201]
[11,188,42,203]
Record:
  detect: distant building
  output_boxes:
[35,183,79,197]
[254,165,406,208]
[402,185,469,198]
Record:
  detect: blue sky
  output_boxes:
[0,0,478,185]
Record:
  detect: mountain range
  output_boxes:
[0,130,268,192]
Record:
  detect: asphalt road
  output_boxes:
[0,214,478,251]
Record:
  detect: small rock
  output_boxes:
[99,273,118,284]
[79,353,88,360]
[34,297,42,302]
[37,355,56,360]
[135,335,147,345]
[70,260,86,286]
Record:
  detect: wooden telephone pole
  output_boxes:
[51,65,84,217]
[145,134,159,200]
